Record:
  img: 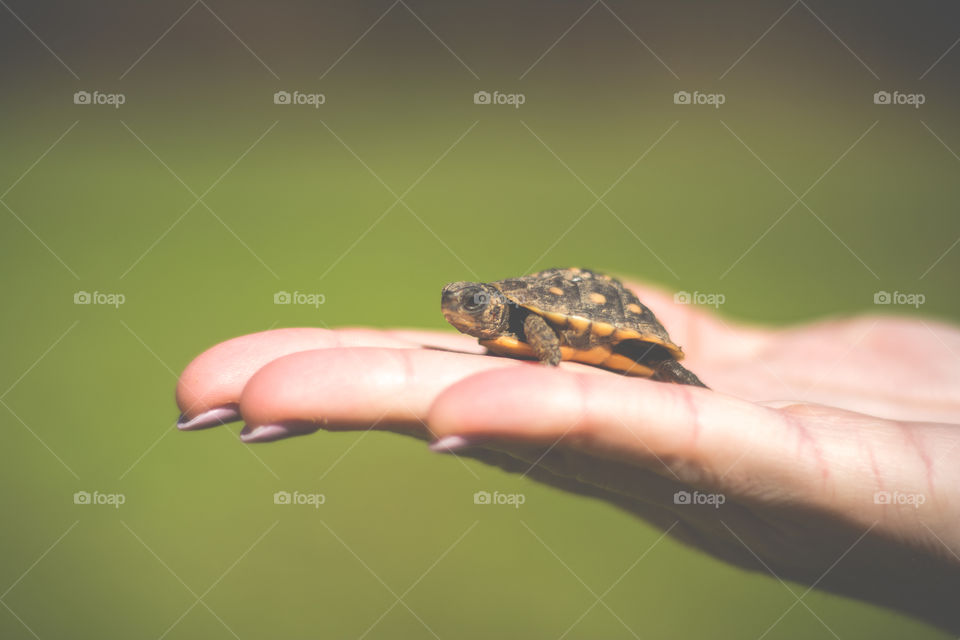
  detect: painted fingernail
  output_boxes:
[240,424,296,443]
[429,435,475,453]
[177,405,240,431]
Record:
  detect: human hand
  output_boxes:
[175,281,960,632]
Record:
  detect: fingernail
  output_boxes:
[240,424,295,443]
[429,435,475,453]
[177,405,240,431]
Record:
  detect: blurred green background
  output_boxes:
[1,1,958,638]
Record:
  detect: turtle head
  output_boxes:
[441,281,510,339]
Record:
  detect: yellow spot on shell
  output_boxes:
[592,322,616,337]
[548,286,564,296]
[588,292,606,304]
[543,311,568,326]
[614,327,644,342]
[568,316,591,332]
[626,303,643,314]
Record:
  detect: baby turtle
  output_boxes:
[441,267,707,387]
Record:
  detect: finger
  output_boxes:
[236,347,613,442]
[176,328,448,429]
[427,366,795,496]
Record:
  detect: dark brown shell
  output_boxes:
[490,267,684,359]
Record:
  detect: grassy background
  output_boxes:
[1,1,959,638]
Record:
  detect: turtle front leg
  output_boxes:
[523,313,562,366]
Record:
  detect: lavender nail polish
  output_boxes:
[176,405,240,431]
[429,435,475,453]
[239,424,294,443]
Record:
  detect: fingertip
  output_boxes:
[237,346,508,436]
[175,328,420,418]
[237,347,415,429]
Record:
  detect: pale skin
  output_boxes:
[175,281,960,633]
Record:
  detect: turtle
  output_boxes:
[440,267,707,387]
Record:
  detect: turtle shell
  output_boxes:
[480,267,683,375]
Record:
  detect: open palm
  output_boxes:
[176,281,960,633]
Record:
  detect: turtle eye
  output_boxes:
[461,288,488,312]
